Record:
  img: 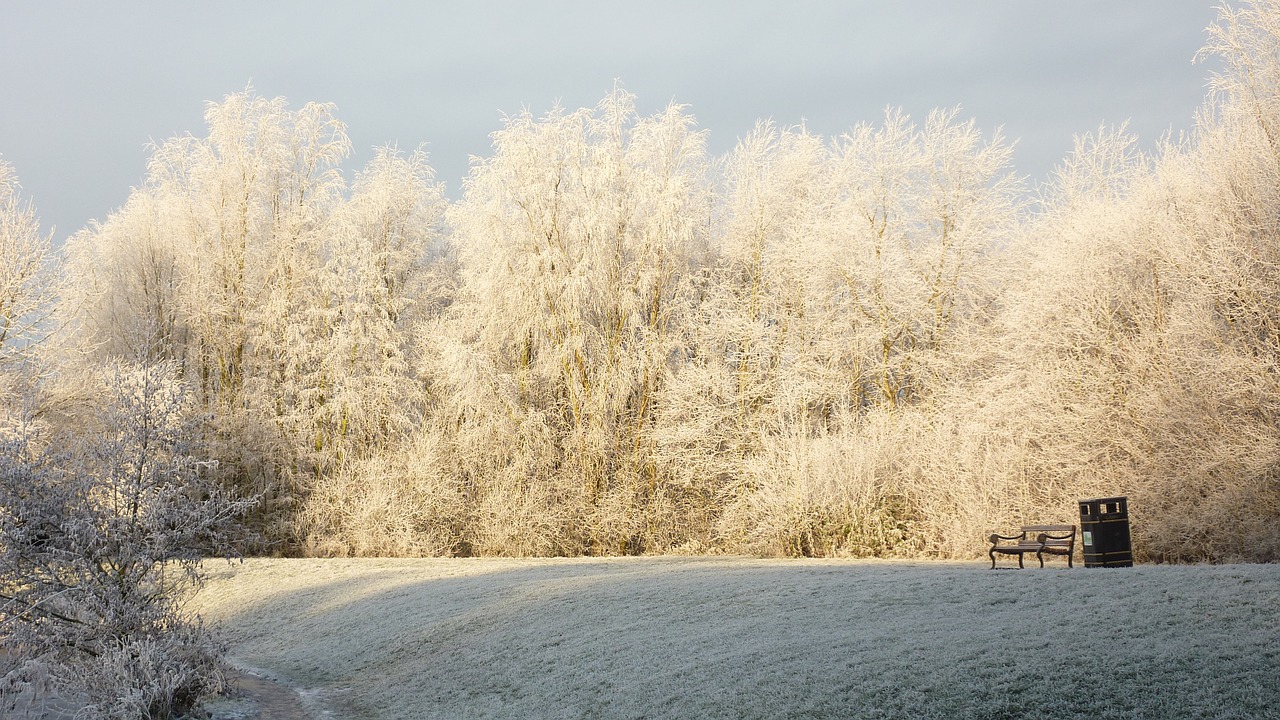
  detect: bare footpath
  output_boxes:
[205,666,313,720]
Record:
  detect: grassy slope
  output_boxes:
[194,558,1280,719]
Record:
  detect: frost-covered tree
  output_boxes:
[317,146,446,459]
[819,107,1020,409]
[298,147,454,556]
[64,91,351,543]
[0,362,254,718]
[913,0,1280,563]
[713,121,828,433]
[0,160,57,372]
[61,191,184,365]
[707,109,1021,556]
[1126,0,1280,560]
[901,125,1159,556]
[66,90,349,417]
[65,91,453,552]
[702,108,1019,438]
[154,91,348,421]
[436,88,712,554]
[34,1,1280,565]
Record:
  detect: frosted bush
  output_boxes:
[0,362,253,718]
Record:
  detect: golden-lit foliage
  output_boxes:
[10,2,1280,564]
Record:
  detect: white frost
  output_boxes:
[195,558,1280,719]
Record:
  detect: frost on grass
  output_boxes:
[195,558,1280,720]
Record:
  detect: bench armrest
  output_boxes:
[989,532,1026,544]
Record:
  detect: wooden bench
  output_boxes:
[988,524,1076,568]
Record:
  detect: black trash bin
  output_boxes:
[1078,497,1133,567]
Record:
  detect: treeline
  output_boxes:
[7,3,1280,564]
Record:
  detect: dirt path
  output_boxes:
[207,669,314,720]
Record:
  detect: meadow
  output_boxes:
[195,558,1280,719]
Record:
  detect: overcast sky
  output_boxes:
[2,1,1221,244]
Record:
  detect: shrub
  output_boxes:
[0,362,254,718]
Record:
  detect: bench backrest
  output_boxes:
[1023,524,1075,548]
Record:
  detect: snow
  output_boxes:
[192,558,1280,719]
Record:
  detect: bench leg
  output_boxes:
[1036,551,1075,568]
[990,550,996,569]
[1017,553,1024,569]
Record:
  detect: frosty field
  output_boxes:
[192,558,1280,719]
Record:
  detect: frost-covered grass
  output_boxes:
[194,558,1280,719]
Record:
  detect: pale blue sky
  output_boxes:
[2,1,1220,243]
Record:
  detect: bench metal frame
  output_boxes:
[988,524,1076,568]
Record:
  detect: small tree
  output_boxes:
[0,159,58,373]
[0,361,255,719]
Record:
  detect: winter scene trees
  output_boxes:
[4,2,1280,716]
